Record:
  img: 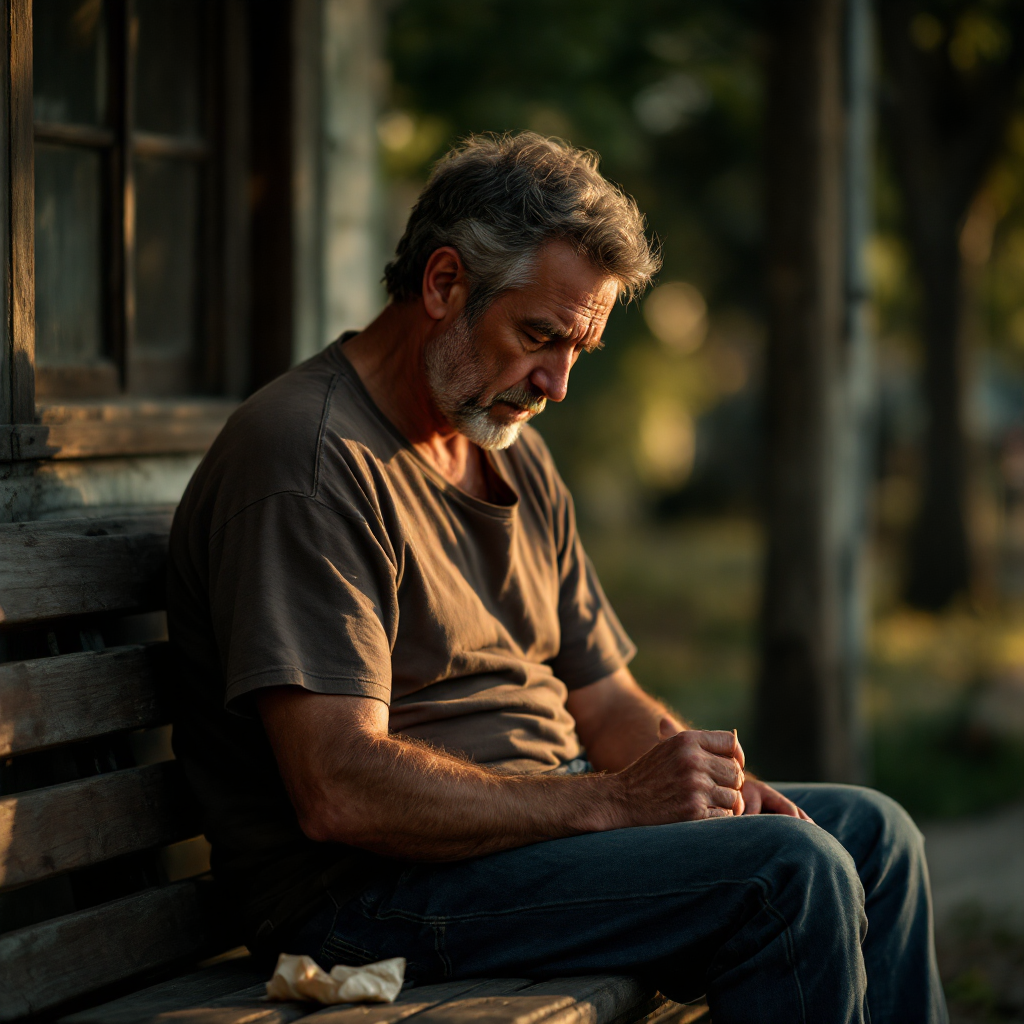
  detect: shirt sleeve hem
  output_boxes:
[558,643,638,691]
[225,667,392,712]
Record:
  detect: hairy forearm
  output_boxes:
[260,687,743,863]
[292,730,623,860]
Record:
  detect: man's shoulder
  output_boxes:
[178,346,386,536]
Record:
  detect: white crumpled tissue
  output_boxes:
[265,952,406,1005]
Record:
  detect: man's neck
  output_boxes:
[342,304,494,501]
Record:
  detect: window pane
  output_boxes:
[136,0,202,136]
[33,0,107,125]
[35,144,104,366]
[135,156,200,365]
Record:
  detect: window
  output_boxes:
[31,0,239,400]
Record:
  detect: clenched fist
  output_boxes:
[613,728,747,825]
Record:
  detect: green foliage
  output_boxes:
[384,1,765,513]
[872,713,1024,818]
[386,0,762,295]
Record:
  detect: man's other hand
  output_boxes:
[615,729,747,823]
[740,778,813,821]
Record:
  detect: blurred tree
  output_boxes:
[754,0,869,783]
[383,0,764,510]
[877,0,1024,610]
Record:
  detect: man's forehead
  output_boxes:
[514,244,619,332]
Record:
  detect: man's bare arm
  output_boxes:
[256,687,746,861]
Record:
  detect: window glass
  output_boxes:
[34,144,104,366]
[135,157,200,360]
[135,0,202,137]
[33,0,107,125]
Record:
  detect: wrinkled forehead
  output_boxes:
[507,242,620,335]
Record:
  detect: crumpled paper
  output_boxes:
[265,952,406,1004]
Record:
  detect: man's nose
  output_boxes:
[529,347,574,403]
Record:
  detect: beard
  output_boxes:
[424,315,547,450]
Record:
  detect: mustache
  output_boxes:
[488,383,547,414]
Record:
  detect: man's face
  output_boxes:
[425,241,619,450]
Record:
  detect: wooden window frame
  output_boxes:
[0,0,248,461]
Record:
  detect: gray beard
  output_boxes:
[424,316,546,451]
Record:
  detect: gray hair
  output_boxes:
[384,132,660,318]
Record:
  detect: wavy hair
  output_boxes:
[384,132,660,318]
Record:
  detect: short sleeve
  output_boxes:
[546,478,636,689]
[207,492,399,713]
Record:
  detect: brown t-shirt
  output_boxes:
[166,338,635,946]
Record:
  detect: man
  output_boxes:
[168,133,946,1024]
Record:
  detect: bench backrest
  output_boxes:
[0,509,217,1021]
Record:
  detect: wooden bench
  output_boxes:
[0,509,709,1024]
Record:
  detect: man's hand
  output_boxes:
[740,778,813,821]
[611,728,747,824]
[567,671,813,824]
[654,708,811,822]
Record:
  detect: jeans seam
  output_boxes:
[434,920,453,978]
[317,897,344,965]
[321,933,379,965]
[757,890,808,1024]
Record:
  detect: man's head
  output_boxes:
[385,133,660,449]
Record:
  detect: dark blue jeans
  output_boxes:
[287,785,947,1024]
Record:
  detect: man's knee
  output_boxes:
[833,785,926,870]
[762,817,865,913]
[857,787,922,844]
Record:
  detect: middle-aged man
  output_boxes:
[167,133,947,1024]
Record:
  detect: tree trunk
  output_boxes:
[876,0,1024,609]
[754,0,859,782]
[905,231,969,609]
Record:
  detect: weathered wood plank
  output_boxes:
[0,0,10,425]
[0,761,200,889]
[0,419,224,460]
[60,958,268,1024]
[0,642,167,757]
[0,882,208,1021]
[60,972,702,1024]
[421,977,650,1024]
[635,1002,709,1024]
[302,979,538,1024]
[0,510,173,625]
[0,398,235,460]
[403,977,654,1024]
[60,972,530,1024]
[134,983,308,1024]
[8,0,34,424]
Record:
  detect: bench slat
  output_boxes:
[0,761,200,890]
[0,511,173,626]
[82,978,540,1024]
[409,977,652,1024]
[304,979,538,1024]
[0,643,167,758]
[0,881,208,1021]
[61,966,710,1024]
[60,958,268,1024]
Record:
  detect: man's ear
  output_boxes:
[421,247,468,321]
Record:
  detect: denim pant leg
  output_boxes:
[288,814,870,1024]
[774,784,948,1024]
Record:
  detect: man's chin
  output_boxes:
[457,411,529,451]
